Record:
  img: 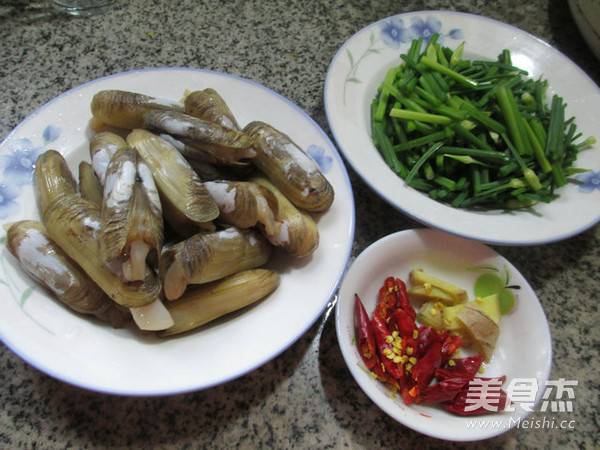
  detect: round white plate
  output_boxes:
[335,228,552,441]
[325,10,600,246]
[335,229,552,441]
[0,68,355,395]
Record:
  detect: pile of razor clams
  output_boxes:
[5,88,335,336]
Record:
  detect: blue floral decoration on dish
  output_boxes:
[575,170,600,192]
[0,183,22,220]
[343,15,464,104]
[379,17,412,49]
[407,16,464,46]
[307,144,333,174]
[0,138,45,187]
[0,125,61,219]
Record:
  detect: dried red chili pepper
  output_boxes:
[444,376,509,416]
[418,377,472,403]
[410,340,443,393]
[375,277,416,321]
[354,294,378,370]
[371,313,404,380]
[435,355,485,380]
[374,277,399,321]
[416,325,443,356]
[440,333,463,365]
[389,308,417,339]
[393,277,415,319]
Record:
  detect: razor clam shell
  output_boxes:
[162,227,272,300]
[158,133,253,168]
[243,121,335,212]
[90,89,184,129]
[160,269,280,336]
[159,133,253,180]
[101,147,164,267]
[34,150,78,216]
[184,88,241,131]
[251,176,319,257]
[126,128,219,234]
[6,220,130,327]
[204,180,261,229]
[44,194,162,308]
[90,131,130,185]
[78,161,104,205]
[204,180,283,236]
[143,110,256,163]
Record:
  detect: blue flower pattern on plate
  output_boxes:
[576,170,600,192]
[0,138,45,186]
[343,15,463,104]
[0,125,61,219]
[43,125,61,143]
[307,144,333,174]
[407,16,464,45]
[0,183,22,220]
[379,17,411,48]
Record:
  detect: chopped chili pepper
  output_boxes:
[393,277,415,319]
[410,340,443,393]
[354,294,378,370]
[444,376,508,416]
[416,325,444,356]
[418,377,472,403]
[371,313,405,380]
[375,277,416,321]
[440,333,463,365]
[435,355,485,380]
[389,308,417,340]
[374,277,400,321]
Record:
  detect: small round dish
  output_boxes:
[335,228,552,441]
[0,68,355,395]
[325,10,600,246]
[568,0,600,61]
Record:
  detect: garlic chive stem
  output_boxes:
[496,85,528,155]
[389,108,453,125]
[419,55,479,88]
[523,118,552,173]
[405,142,444,183]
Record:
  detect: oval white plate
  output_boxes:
[335,228,552,441]
[0,68,355,395]
[325,10,600,246]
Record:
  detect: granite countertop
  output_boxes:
[1,1,599,448]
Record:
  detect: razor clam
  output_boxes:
[161,269,280,336]
[184,88,241,131]
[252,176,319,257]
[143,110,256,165]
[127,128,219,235]
[90,89,184,130]
[44,194,161,308]
[34,150,78,216]
[158,133,254,168]
[78,161,103,205]
[101,146,163,281]
[159,133,256,180]
[243,121,335,212]
[162,227,272,301]
[6,220,130,327]
[204,180,280,231]
[89,131,129,185]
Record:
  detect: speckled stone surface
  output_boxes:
[1,0,599,448]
